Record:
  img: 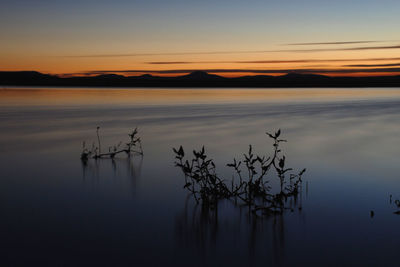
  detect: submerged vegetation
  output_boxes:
[173,130,306,216]
[81,127,143,162]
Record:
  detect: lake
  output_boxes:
[1,87,400,266]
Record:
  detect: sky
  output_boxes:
[1,0,400,77]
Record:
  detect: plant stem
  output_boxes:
[96,127,101,155]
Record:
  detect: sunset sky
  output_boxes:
[1,0,400,77]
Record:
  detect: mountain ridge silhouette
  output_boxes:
[1,71,399,87]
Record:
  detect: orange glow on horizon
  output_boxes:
[1,46,400,78]
[72,71,399,78]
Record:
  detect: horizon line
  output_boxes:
[2,69,400,78]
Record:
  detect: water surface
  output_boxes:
[1,87,400,266]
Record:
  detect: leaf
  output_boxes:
[178,146,184,157]
[266,132,274,138]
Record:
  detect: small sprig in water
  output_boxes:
[81,127,143,162]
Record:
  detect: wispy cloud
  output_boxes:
[278,45,400,53]
[344,63,400,67]
[147,61,196,65]
[64,45,400,58]
[146,57,400,65]
[63,51,265,58]
[284,40,382,46]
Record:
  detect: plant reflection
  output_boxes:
[81,155,143,196]
[175,193,305,266]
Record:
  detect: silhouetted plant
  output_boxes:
[81,127,143,162]
[390,195,400,215]
[173,146,231,207]
[174,130,306,216]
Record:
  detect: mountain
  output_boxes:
[178,71,224,80]
[280,72,330,79]
[0,71,399,88]
[0,71,61,85]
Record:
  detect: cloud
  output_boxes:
[147,61,195,65]
[63,50,264,58]
[284,41,382,46]
[283,41,387,46]
[276,45,400,53]
[63,45,400,58]
[344,63,400,67]
[145,57,400,65]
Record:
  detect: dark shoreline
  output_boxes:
[1,71,400,88]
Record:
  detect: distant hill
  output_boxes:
[178,71,223,80]
[1,71,399,87]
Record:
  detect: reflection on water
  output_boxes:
[82,156,143,197]
[175,194,305,267]
[1,87,400,266]
[3,87,400,107]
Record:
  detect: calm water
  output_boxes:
[1,87,400,266]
